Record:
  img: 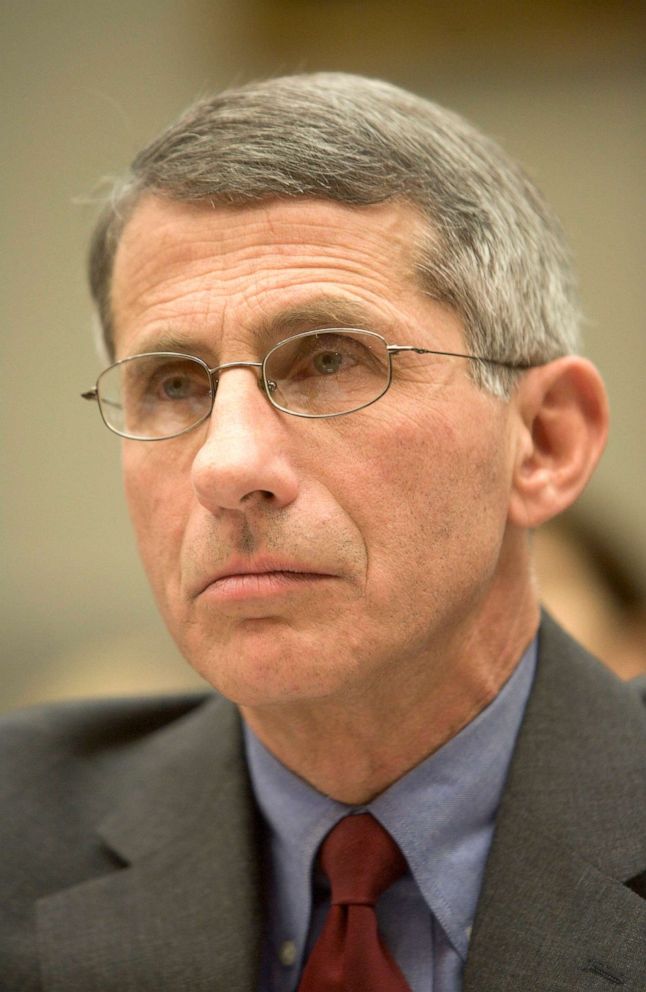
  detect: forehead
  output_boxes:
[110,195,441,356]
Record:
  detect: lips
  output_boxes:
[192,558,337,599]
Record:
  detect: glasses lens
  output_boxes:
[97,354,212,439]
[264,329,390,416]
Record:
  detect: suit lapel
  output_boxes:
[464,809,646,990]
[37,694,263,992]
[464,615,646,990]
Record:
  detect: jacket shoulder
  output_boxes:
[539,612,646,725]
[0,693,243,990]
[0,693,210,771]
[0,694,213,832]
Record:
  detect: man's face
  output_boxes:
[113,196,520,708]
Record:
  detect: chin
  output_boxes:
[185,642,353,709]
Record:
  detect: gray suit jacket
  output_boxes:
[1,615,644,991]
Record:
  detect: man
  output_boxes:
[1,73,644,991]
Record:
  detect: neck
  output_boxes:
[241,579,540,805]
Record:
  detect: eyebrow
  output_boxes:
[265,298,378,332]
[128,297,391,360]
[259,298,391,345]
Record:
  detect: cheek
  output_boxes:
[122,445,193,588]
[345,405,511,594]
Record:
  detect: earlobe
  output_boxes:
[507,357,609,529]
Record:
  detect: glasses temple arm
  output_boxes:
[387,345,534,370]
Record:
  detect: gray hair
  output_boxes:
[89,72,581,396]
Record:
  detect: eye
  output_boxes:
[290,333,380,380]
[158,372,198,400]
[312,349,346,376]
[142,363,210,403]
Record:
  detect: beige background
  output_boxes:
[2,0,645,710]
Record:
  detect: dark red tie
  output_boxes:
[298,813,413,991]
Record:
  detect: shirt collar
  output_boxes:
[244,639,537,959]
[370,639,537,954]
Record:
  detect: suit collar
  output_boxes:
[37,693,263,991]
[464,614,646,990]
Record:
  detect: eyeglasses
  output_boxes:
[81,327,532,441]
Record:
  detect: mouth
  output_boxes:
[195,560,337,603]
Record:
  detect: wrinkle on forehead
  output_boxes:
[111,196,447,360]
[114,194,426,286]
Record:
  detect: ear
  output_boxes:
[507,357,609,529]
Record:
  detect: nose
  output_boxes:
[191,367,300,514]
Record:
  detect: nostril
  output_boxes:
[241,489,274,503]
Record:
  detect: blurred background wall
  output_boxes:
[2,0,645,710]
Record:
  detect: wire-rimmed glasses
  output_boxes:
[81,327,532,441]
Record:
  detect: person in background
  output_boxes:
[2,73,644,991]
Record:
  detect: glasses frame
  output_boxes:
[81,327,534,441]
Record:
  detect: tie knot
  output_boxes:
[318,813,407,906]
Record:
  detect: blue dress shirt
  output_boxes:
[245,640,537,992]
